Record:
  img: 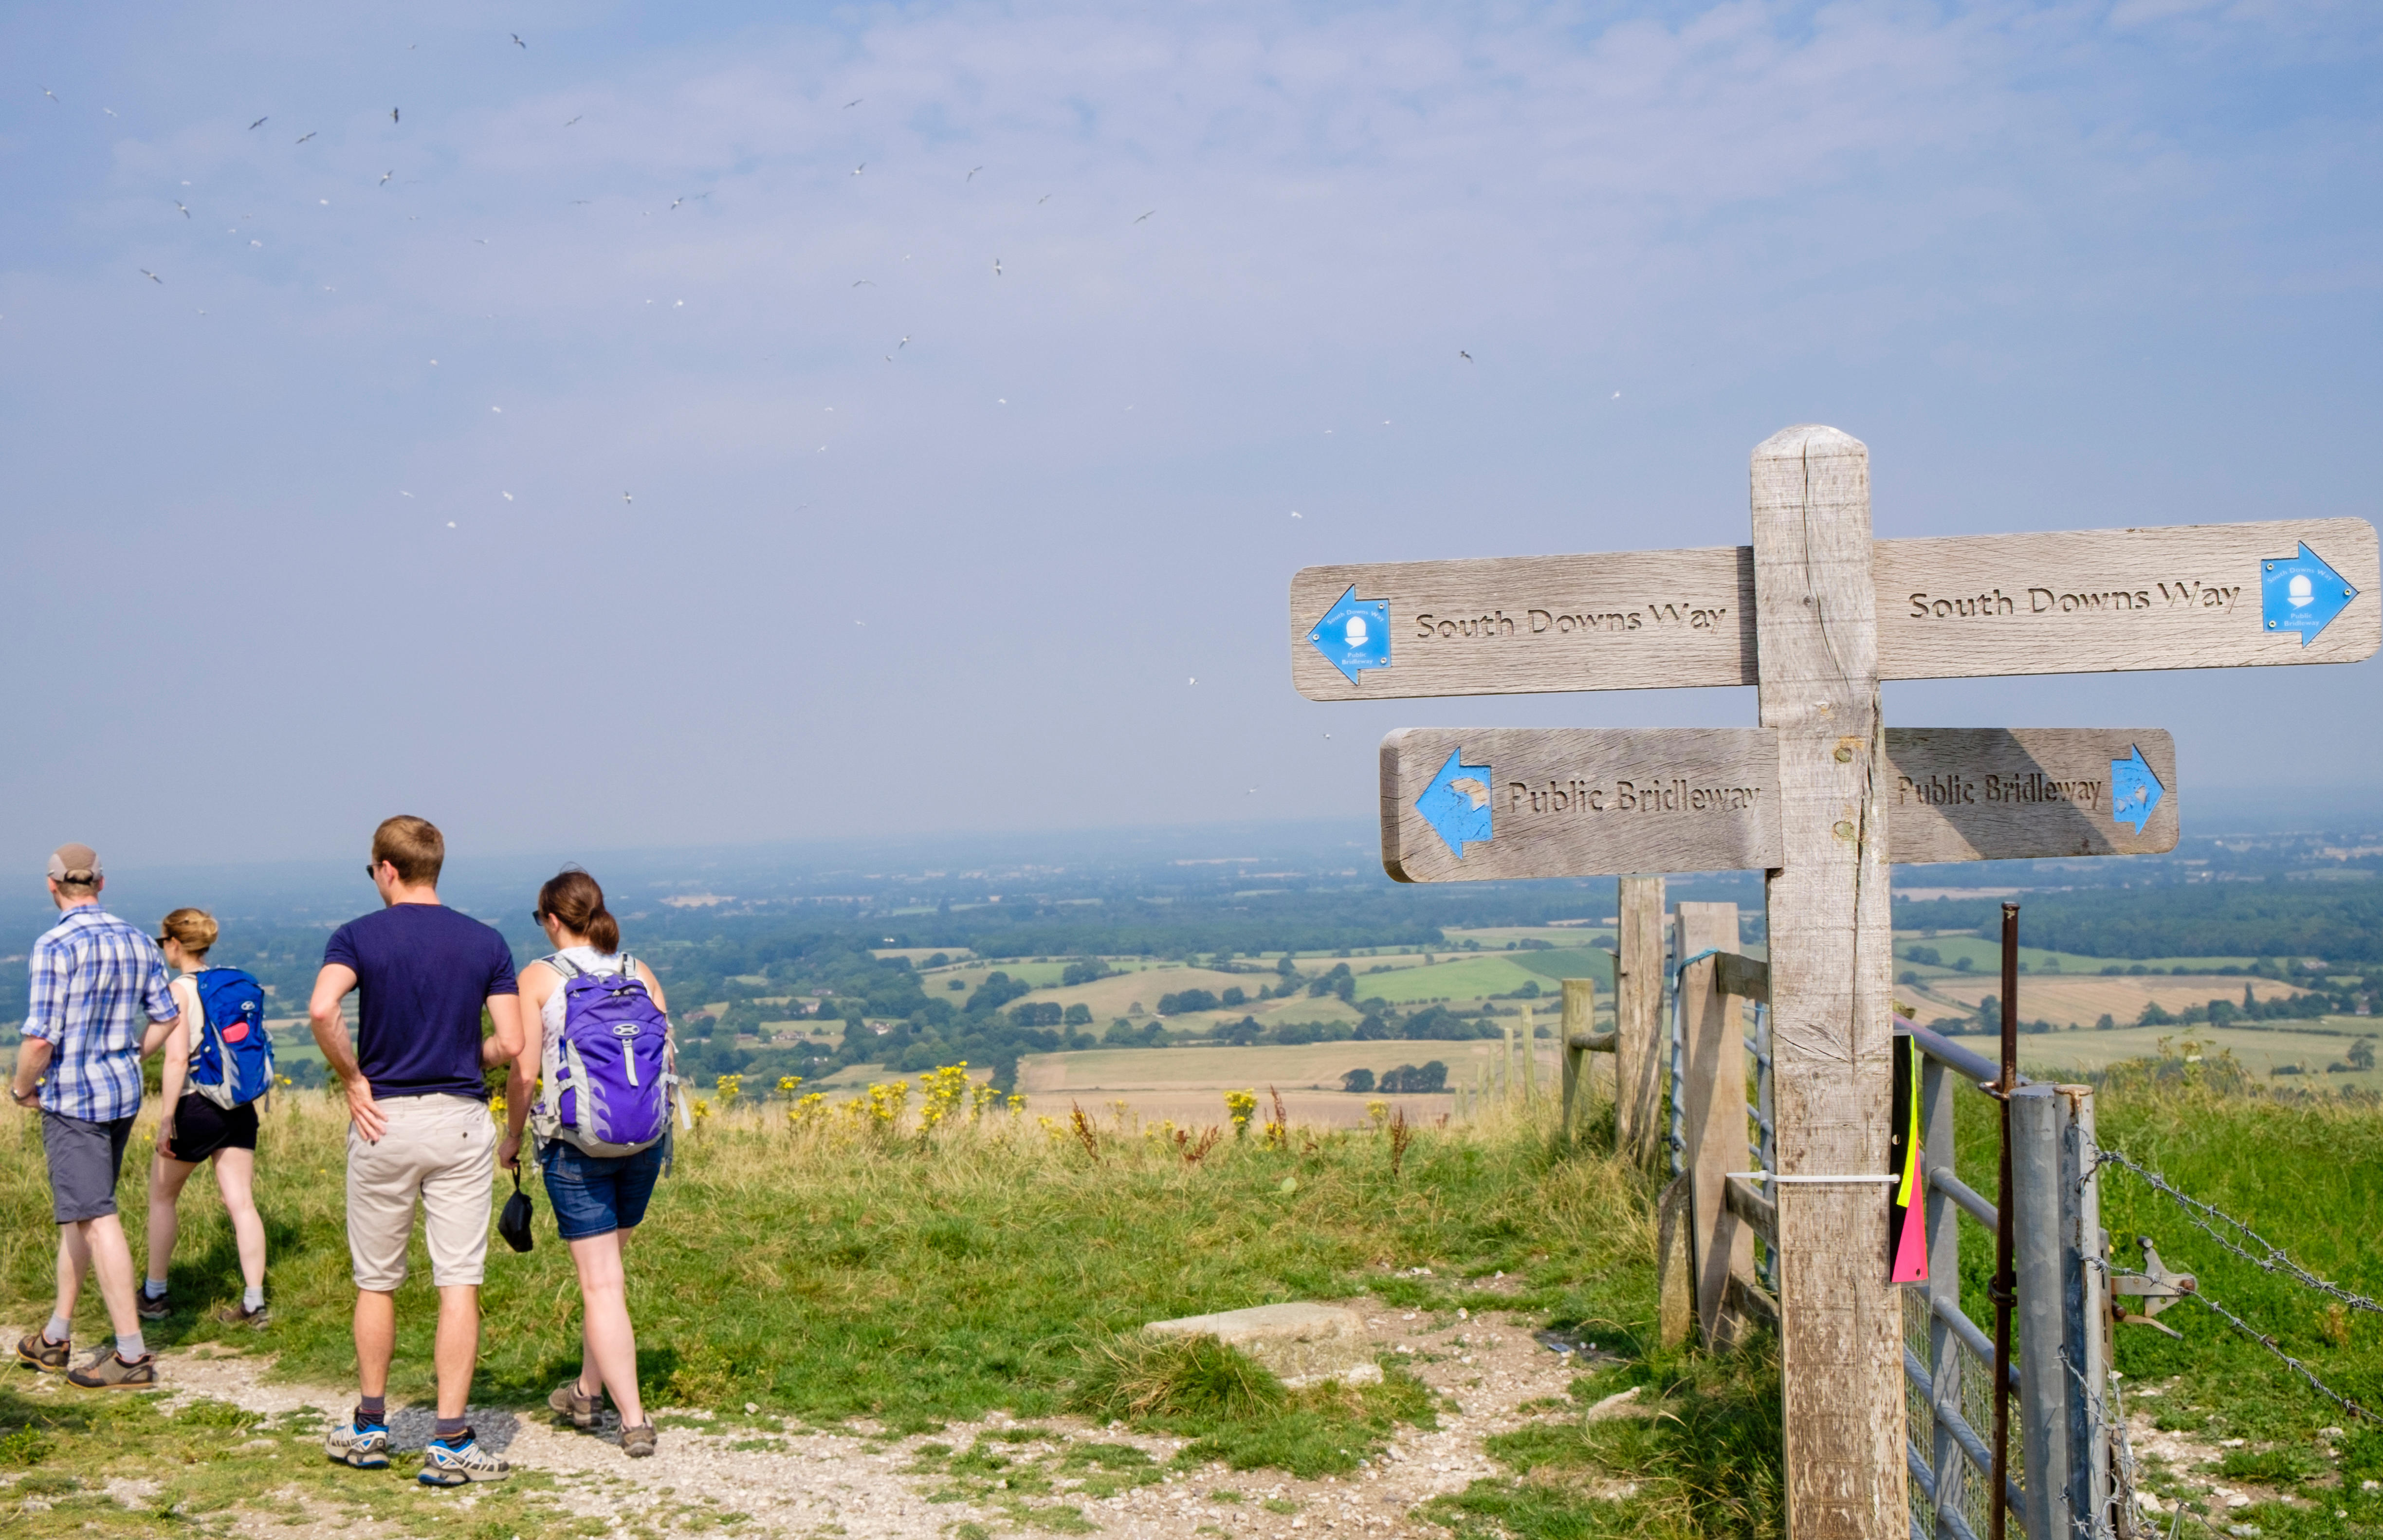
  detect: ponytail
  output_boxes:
[537,868,620,953]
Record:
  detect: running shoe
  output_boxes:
[15,1332,70,1373]
[418,1430,512,1487]
[66,1348,157,1390]
[136,1288,173,1321]
[549,1379,601,1430]
[325,1416,390,1469]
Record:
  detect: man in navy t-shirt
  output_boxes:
[308,816,523,1487]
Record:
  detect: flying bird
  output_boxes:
[103,107,117,117]
[295,131,315,144]
[391,108,399,123]
[843,98,862,108]
[967,166,983,181]
[175,201,190,217]
[852,163,864,176]
[511,33,526,48]
[898,335,909,348]
[1290,511,1301,518]
[1459,350,1472,361]
[1135,210,1154,223]
[380,170,393,185]
[564,116,581,126]
[1037,193,1051,204]
[249,117,268,129]
[992,257,1002,276]
[502,491,514,501]
[623,492,632,505]
[669,197,683,210]
[852,279,874,287]
[139,269,162,283]
[42,87,59,104]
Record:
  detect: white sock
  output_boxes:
[244,1285,265,1311]
[44,1314,70,1344]
[116,1330,146,1361]
[143,1278,168,1300]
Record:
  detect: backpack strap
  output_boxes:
[546,953,584,980]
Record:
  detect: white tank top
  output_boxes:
[536,947,633,1038]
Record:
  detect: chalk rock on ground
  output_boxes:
[1144,1302,1382,1389]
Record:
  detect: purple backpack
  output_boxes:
[537,953,675,1157]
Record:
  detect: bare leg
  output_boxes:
[355,1289,395,1400]
[75,1215,143,1342]
[146,1151,200,1288]
[567,1229,642,1426]
[54,1225,90,1326]
[433,1285,479,1422]
[210,1150,267,1292]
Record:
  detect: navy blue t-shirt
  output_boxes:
[323,903,519,1101]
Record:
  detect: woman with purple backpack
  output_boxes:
[498,868,677,1460]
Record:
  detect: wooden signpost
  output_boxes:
[1287,427,2379,1540]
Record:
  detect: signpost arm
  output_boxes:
[1750,425,1906,1540]
[1615,876,1666,1164]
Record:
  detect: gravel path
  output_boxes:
[16,1295,1605,1537]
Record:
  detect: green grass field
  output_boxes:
[1895,933,2258,976]
[4,1049,2379,1540]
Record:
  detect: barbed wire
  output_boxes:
[2058,1346,2148,1540]
[2105,1264,2376,1425]
[2089,1147,2383,1317]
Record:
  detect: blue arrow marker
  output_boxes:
[2262,542,2358,647]
[2109,745,2164,835]
[1415,748,1494,859]
[1306,584,1391,685]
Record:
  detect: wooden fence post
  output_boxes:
[1559,977,1597,1136]
[1615,876,1666,1164]
[1751,425,1904,1540]
[1675,900,1750,1350]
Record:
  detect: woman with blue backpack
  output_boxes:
[498,868,677,1460]
[139,909,273,1326]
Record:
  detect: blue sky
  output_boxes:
[2,0,2378,870]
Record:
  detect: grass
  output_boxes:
[8,1042,2375,1540]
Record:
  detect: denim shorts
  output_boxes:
[540,1139,665,1241]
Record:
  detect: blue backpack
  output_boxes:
[190,969,275,1109]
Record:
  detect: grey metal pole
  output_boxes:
[2064,1085,2113,1540]
[1991,902,2020,1540]
[2013,1085,2070,1540]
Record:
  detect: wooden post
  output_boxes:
[1559,977,1596,1136]
[1498,1025,1513,1101]
[1675,899,1750,1349]
[1614,876,1666,1164]
[1750,425,1905,1540]
[1655,1171,1695,1348]
[1521,1005,1538,1103]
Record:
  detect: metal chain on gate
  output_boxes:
[2089,1146,2383,1317]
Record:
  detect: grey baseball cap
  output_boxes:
[48,843,102,884]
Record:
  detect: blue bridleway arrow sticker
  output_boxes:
[1307,585,1391,685]
[1415,748,1494,858]
[2109,745,2164,834]
[2262,542,2358,646]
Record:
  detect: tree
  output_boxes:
[1062,958,1110,987]
[2352,1037,2377,1072]
[1218,1016,1264,1046]
[1341,1067,1376,1094]
[1063,1003,1093,1027]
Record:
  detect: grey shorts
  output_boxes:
[43,1110,137,1224]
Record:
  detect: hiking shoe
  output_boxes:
[325,1417,390,1469]
[621,1423,658,1458]
[136,1288,173,1321]
[215,1300,270,1329]
[549,1379,601,1430]
[65,1348,157,1390]
[16,1332,70,1373]
[418,1430,512,1487]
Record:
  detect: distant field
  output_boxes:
[1358,956,1547,1004]
[1906,973,2308,1028]
[1509,947,1616,987]
[2015,1024,2383,1089]
[1017,1041,1510,1093]
[1894,932,2257,975]
[1444,925,1616,947]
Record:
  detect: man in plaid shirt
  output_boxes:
[10,844,181,1388]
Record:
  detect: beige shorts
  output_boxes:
[346,1093,497,1292]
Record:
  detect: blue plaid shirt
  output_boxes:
[21,905,177,1123]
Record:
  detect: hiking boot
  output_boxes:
[418,1430,512,1487]
[621,1423,658,1458]
[549,1379,601,1430]
[65,1347,157,1390]
[325,1416,390,1469]
[16,1332,70,1373]
[136,1288,173,1321]
[215,1300,270,1329]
